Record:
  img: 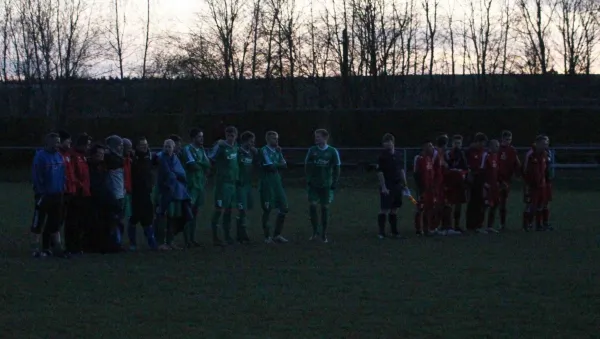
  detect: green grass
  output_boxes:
[1,178,599,338]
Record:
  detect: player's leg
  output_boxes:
[542,183,552,230]
[63,195,77,254]
[220,184,236,245]
[387,188,403,238]
[499,187,509,230]
[128,194,140,250]
[260,183,274,242]
[379,189,391,238]
[139,195,157,250]
[319,189,334,242]
[210,186,226,246]
[414,190,424,235]
[522,187,533,231]
[46,194,68,257]
[236,186,251,243]
[30,195,47,257]
[307,187,320,239]
[272,185,289,243]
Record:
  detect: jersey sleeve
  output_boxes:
[376,154,384,172]
[183,146,195,164]
[262,148,272,166]
[332,148,341,166]
[208,144,221,161]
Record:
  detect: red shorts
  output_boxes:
[524,186,548,206]
[484,185,500,207]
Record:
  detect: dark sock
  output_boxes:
[535,210,543,228]
[487,208,496,228]
[377,213,386,235]
[542,208,549,225]
[211,210,221,241]
[309,204,319,234]
[262,209,271,238]
[274,213,286,236]
[453,205,461,229]
[144,226,157,249]
[388,213,398,235]
[127,223,137,246]
[442,206,452,229]
[321,206,329,236]
[223,211,232,239]
[237,210,247,239]
[414,210,423,232]
[500,208,507,225]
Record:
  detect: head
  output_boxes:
[534,135,546,152]
[189,128,204,147]
[265,131,279,147]
[543,135,550,148]
[168,134,182,152]
[44,133,61,152]
[123,138,133,155]
[224,126,238,145]
[489,139,500,153]
[422,141,434,156]
[89,144,105,162]
[382,133,395,151]
[501,130,513,146]
[314,129,330,147]
[163,139,175,156]
[240,131,256,148]
[436,134,449,150]
[452,134,463,149]
[74,133,91,153]
[58,130,71,151]
[474,133,488,149]
[105,135,124,156]
[136,137,149,153]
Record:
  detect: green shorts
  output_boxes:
[259,182,288,211]
[188,188,205,209]
[167,200,184,218]
[307,186,334,205]
[123,194,133,218]
[214,183,237,209]
[237,185,254,210]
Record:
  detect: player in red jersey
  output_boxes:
[497,130,521,230]
[523,135,549,231]
[465,133,488,232]
[481,140,501,233]
[445,135,468,233]
[413,141,436,236]
[433,135,458,235]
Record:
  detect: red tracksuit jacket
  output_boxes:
[60,149,77,194]
[71,149,91,197]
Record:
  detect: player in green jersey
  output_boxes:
[182,128,211,248]
[237,131,258,243]
[259,131,289,243]
[305,129,341,243]
[208,126,240,246]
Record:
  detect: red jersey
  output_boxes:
[523,149,548,188]
[498,145,520,184]
[466,147,485,173]
[71,149,91,197]
[124,155,132,194]
[60,149,77,194]
[481,152,499,187]
[414,154,435,191]
[432,149,447,187]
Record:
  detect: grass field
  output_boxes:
[1,176,600,338]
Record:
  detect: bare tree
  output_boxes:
[517,0,557,74]
[204,0,244,79]
[141,0,150,78]
[422,0,438,75]
[108,0,126,79]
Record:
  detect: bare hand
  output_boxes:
[217,139,226,147]
[381,187,390,195]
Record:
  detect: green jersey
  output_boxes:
[260,146,287,182]
[238,147,256,186]
[208,142,239,184]
[305,145,341,188]
[182,144,211,190]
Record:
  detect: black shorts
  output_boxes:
[380,186,403,210]
[131,193,154,226]
[31,194,64,234]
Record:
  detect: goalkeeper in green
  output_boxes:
[208,126,240,246]
[305,129,341,243]
[259,131,289,244]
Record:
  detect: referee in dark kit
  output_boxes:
[376,133,407,239]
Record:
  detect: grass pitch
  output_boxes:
[0,176,599,338]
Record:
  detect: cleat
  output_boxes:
[273,235,289,243]
[415,231,424,236]
[129,245,137,252]
[438,229,448,236]
[378,233,386,239]
[454,227,465,233]
[476,228,488,234]
[499,225,506,231]
[169,243,183,250]
[264,237,273,244]
[157,244,171,251]
[544,224,553,231]
[486,227,500,234]
[309,233,320,241]
[32,251,42,258]
[535,226,545,232]
[446,229,462,236]
[322,236,329,243]
[390,233,404,239]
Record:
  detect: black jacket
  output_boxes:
[131,150,154,195]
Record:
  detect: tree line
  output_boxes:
[0,0,598,83]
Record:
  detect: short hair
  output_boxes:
[57,130,71,141]
[45,132,59,142]
[168,134,181,143]
[164,139,175,146]
[489,139,500,146]
[75,133,91,147]
[89,143,105,155]
[189,128,202,139]
[265,131,278,139]
[535,134,546,142]
[452,134,463,141]
[382,133,395,143]
[436,134,449,147]
[315,129,329,138]
[474,133,488,143]
[122,138,132,147]
[240,131,255,143]
[137,136,148,144]
[105,135,122,148]
[225,126,238,135]
[501,130,512,139]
